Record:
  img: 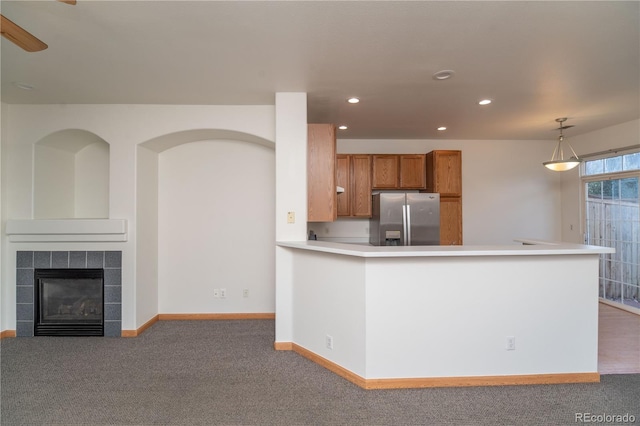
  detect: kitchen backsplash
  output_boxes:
[309,218,370,243]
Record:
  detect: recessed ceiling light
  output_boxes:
[478,99,492,105]
[338,125,348,130]
[347,97,360,104]
[437,126,447,131]
[13,82,34,90]
[432,70,455,80]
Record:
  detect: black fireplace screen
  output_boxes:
[35,269,104,336]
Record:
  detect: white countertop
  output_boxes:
[276,239,615,258]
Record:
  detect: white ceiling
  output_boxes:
[1,0,639,140]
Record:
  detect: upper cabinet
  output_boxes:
[336,155,350,216]
[336,154,372,218]
[399,155,426,189]
[371,155,398,188]
[308,137,460,228]
[426,150,462,196]
[372,154,426,190]
[307,124,337,222]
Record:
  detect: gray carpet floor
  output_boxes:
[1,320,639,426]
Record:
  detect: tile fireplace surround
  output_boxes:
[16,251,122,337]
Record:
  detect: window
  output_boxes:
[583,152,640,312]
[583,152,640,176]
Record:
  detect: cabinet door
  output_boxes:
[351,155,372,217]
[430,151,462,196]
[307,124,336,222]
[440,196,462,245]
[372,155,399,189]
[336,155,350,217]
[399,154,426,189]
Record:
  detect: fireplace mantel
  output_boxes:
[6,219,127,242]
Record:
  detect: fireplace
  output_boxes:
[16,251,122,337]
[34,269,104,336]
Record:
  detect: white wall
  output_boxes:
[292,250,366,375]
[35,141,110,219]
[75,141,110,218]
[364,255,599,377]
[135,145,159,326]
[33,130,110,219]
[34,144,75,218]
[320,138,562,245]
[274,93,308,344]
[157,139,275,313]
[0,103,5,331]
[1,105,275,331]
[288,248,601,379]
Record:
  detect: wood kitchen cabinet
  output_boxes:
[399,155,426,189]
[439,196,463,245]
[426,150,462,196]
[425,150,463,245]
[307,124,336,222]
[371,155,398,189]
[336,154,372,217]
[372,154,426,189]
[336,155,350,216]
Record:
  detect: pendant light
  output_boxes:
[543,117,581,171]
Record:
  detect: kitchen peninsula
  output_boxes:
[275,240,614,389]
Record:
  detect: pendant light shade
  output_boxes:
[543,118,581,171]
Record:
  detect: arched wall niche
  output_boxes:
[34,129,110,219]
[139,128,275,152]
[135,128,275,321]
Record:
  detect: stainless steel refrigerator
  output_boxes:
[369,193,440,246]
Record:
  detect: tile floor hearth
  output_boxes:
[16,251,122,337]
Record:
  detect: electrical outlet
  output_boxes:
[243,289,249,298]
[287,211,295,224]
[220,288,227,298]
[326,335,333,350]
[506,336,516,351]
[213,288,220,298]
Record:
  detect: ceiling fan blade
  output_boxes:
[58,0,76,4]
[1,14,48,52]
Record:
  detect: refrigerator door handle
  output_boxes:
[402,204,408,244]
[406,204,411,245]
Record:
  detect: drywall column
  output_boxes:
[274,93,307,345]
[135,145,159,326]
[0,103,5,332]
